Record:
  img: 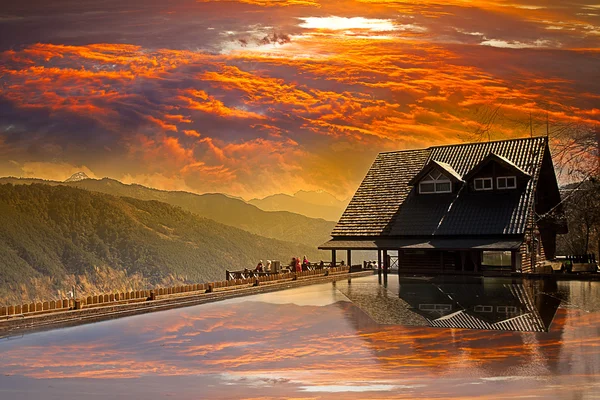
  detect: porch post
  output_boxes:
[331,249,337,267]
[347,249,352,273]
[383,249,388,277]
[377,249,382,276]
[511,250,517,273]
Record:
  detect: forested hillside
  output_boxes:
[0,184,324,305]
[0,177,336,248]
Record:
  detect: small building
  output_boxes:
[319,136,566,274]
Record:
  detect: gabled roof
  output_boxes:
[331,136,549,238]
[462,152,531,181]
[407,160,463,186]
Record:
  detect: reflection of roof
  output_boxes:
[332,137,548,238]
[428,310,546,332]
[398,278,559,332]
[319,237,522,250]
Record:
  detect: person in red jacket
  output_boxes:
[295,257,302,273]
[302,255,310,271]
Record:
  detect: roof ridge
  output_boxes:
[427,135,547,150]
[378,148,430,155]
[377,136,547,155]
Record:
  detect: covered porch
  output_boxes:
[318,237,523,275]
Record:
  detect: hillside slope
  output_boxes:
[0,177,336,248]
[0,184,324,305]
[249,190,348,221]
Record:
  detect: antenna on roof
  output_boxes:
[529,112,533,138]
[546,111,549,136]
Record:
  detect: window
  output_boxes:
[482,251,512,267]
[474,305,493,313]
[497,176,516,189]
[419,304,452,312]
[419,170,452,194]
[474,177,493,191]
[497,306,518,313]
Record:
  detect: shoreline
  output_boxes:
[0,270,372,339]
[2,269,598,339]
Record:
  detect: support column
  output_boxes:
[331,249,337,268]
[383,250,388,277]
[347,249,352,273]
[398,249,402,275]
[377,250,382,276]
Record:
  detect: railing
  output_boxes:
[225,261,347,281]
[562,254,597,264]
[1,266,354,321]
[548,254,598,274]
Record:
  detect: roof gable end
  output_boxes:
[408,160,464,186]
[462,152,531,182]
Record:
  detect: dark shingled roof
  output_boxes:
[331,136,548,238]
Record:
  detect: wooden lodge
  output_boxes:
[319,137,567,274]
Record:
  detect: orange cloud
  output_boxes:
[0,36,597,198]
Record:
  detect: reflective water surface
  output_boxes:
[1,275,599,399]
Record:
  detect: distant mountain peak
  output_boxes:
[65,172,90,182]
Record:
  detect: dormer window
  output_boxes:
[474,177,493,191]
[419,170,452,194]
[497,176,516,189]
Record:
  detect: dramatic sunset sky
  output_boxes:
[0,0,598,199]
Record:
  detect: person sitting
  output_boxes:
[255,260,264,272]
[265,260,272,272]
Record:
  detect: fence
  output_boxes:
[225,261,348,281]
[564,254,597,264]
[0,266,351,320]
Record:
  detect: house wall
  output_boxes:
[398,248,528,273]
[398,250,479,272]
[398,250,444,271]
[520,220,548,273]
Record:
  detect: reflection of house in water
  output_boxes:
[398,276,561,332]
[333,276,568,377]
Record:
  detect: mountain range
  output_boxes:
[0,176,337,248]
[249,190,349,221]
[0,183,326,305]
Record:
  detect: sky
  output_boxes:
[0,0,598,199]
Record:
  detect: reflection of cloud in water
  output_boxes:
[220,282,351,306]
[299,383,411,392]
[0,276,598,399]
